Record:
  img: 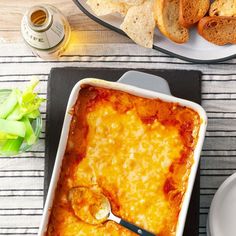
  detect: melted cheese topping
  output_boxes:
[46,86,200,236]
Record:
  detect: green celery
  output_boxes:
[0,140,5,146]
[0,119,26,137]
[26,110,40,119]
[0,137,24,156]
[6,104,23,121]
[21,117,36,145]
[0,132,17,140]
[7,106,41,121]
[16,79,45,115]
[0,78,45,156]
[0,90,18,119]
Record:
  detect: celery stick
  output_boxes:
[0,119,26,137]
[26,109,40,119]
[0,132,17,140]
[7,106,40,121]
[17,79,45,115]
[0,139,6,147]
[0,137,24,156]
[6,104,23,121]
[21,117,36,145]
[0,90,18,119]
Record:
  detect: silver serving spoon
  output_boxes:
[68,187,156,236]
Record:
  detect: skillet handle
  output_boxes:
[117,70,171,95]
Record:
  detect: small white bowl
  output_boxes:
[208,172,236,236]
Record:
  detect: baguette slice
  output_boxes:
[209,0,236,17]
[198,16,236,45]
[154,0,189,43]
[179,0,210,27]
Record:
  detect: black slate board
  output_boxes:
[45,67,202,236]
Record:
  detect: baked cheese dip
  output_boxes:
[46,85,200,236]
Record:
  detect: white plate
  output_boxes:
[208,172,236,236]
[73,0,236,63]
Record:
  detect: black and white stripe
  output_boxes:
[1,39,236,236]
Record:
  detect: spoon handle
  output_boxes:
[119,219,156,236]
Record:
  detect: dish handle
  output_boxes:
[117,71,171,95]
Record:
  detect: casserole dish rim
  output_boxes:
[38,78,207,236]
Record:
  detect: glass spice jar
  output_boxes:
[21,4,71,60]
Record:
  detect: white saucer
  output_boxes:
[208,172,236,236]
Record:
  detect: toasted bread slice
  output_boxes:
[198,16,236,45]
[179,0,210,27]
[209,0,236,17]
[154,0,189,43]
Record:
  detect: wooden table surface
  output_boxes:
[1,1,236,236]
[0,0,131,54]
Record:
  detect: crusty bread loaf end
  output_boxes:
[198,16,236,45]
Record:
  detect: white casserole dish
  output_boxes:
[38,77,207,236]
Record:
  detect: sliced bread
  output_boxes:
[154,0,189,43]
[179,0,210,27]
[198,16,236,45]
[209,0,236,17]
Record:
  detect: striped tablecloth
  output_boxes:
[1,8,236,236]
